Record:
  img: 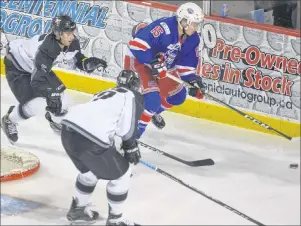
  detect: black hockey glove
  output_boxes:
[121,141,141,165]
[188,77,206,99]
[83,57,107,73]
[150,53,167,79]
[45,91,63,116]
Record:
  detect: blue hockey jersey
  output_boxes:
[128,16,201,82]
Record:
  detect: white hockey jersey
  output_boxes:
[61,87,143,148]
[6,33,84,73]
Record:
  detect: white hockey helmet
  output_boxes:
[176,2,204,28]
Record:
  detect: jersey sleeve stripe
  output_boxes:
[178,70,196,76]
[176,65,195,70]
[176,66,196,76]
[129,38,151,51]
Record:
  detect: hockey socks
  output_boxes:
[137,110,154,138]
[75,172,97,206]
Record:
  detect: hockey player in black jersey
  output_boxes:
[60,69,143,225]
[1,15,107,144]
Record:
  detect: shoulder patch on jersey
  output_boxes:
[160,22,170,35]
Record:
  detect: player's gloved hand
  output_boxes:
[150,53,167,79]
[121,141,141,165]
[188,77,206,99]
[83,57,108,73]
[46,92,63,116]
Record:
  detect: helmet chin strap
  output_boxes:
[178,20,188,39]
[58,37,64,46]
[54,31,65,46]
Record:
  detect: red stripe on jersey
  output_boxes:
[177,68,193,74]
[129,40,149,51]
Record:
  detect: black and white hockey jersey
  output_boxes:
[6,33,86,74]
[61,87,144,148]
[6,33,87,94]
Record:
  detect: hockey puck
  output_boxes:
[289,164,298,169]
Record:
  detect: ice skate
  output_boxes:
[151,114,165,129]
[106,213,140,226]
[66,197,99,225]
[1,106,18,144]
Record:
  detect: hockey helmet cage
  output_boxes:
[117,70,141,92]
[52,15,76,34]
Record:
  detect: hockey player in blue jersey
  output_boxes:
[124,2,206,139]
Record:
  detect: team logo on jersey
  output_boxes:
[148,81,156,86]
[78,36,90,50]
[164,43,182,66]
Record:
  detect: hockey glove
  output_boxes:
[45,91,63,116]
[150,53,167,80]
[121,141,141,165]
[83,57,107,73]
[188,77,206,99]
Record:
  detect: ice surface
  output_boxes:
[1,76,300,225]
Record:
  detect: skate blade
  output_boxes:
[8,139,15,145]
[3,133,16,145]
[1,125,16,145]
[49,123,62,135]
[69,219,99,225]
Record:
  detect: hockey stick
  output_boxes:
[140,159,265,226]
[165,73,292,141]
[137,141,214,167]
[45,112,212,167]
[45,112,64,134]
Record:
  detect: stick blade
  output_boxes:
[291,137,300,143]
[190,158,215,167]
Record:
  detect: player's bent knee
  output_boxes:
[78,171,98,186]
[107,166,131,192]
[76,171,98,194]
[21,97,46,118]
[144,91,162,113]
[166,87,187,106]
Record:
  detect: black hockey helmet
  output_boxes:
[52,15,76,34]
[117,70,141,92]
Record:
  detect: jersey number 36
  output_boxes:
[92,87,127,102]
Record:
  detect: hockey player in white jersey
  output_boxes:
[1,15,107,144]
[60,70,144,225]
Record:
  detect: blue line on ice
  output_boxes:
[1,195,42,215]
